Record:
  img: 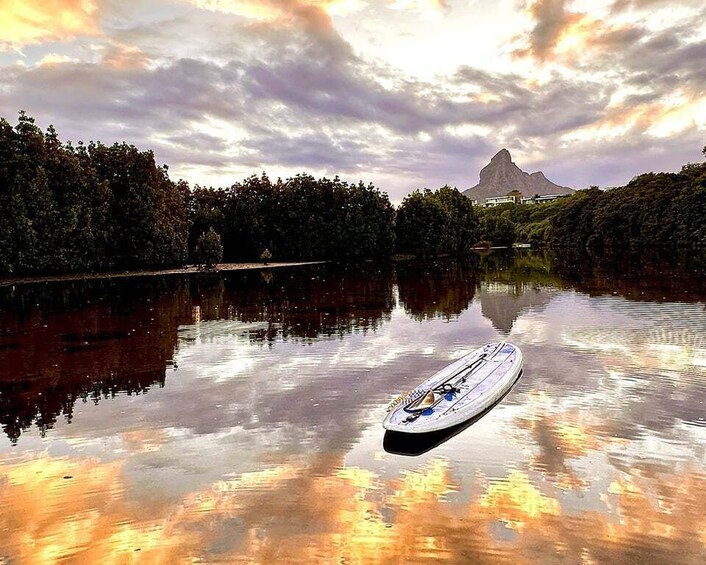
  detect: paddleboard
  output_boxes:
[382,342,523,434]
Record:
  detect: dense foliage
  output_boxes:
[475,196,568,247]
[185,173,396,262]
[395,186,479,256]
[479,215,516,247]
[0,112,188,275]
[0,113,395,275]
[223,173,395,262]
[547,159,706,249]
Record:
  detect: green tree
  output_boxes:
[480,215,516,247]
[396,187,480,256]
[395,190,447,257]
[193,228,223,269]
[436,185,480,253]
[0,112,188,275]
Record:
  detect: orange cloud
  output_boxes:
[191,0,342,21]
[102,43,150,70]
[513,0,584,62]
[0,0,100,51]
[513,0,657,71]
[389,0,449,17]
[190,0,342,38]
[579,94,706,140]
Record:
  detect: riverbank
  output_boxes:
[0,261,326,287]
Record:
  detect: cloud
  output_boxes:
[189,0,344,35]
[0,0,101,51]
[610,0,705,12]
[389,0,450,17]
[101,42,150,69]
[515,0,583,62]
[37,52,81,66]
[0,0,703,198]
[190,0,450,21]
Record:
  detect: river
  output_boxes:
[1,250,705,563]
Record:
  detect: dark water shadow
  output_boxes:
[382,370,524,457]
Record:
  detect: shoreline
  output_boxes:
[0,261,327,288]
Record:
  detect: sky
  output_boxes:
[0,0,704,201]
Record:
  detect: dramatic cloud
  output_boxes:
[0,0,101,51]
[515,0,581,61]
[0,0,703,198]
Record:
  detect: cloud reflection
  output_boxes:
[2,450,704,563]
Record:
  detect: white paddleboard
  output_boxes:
[383,342,523,434]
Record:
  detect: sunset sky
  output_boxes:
[1,0,704,200]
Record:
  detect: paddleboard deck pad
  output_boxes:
[383,342,523,434]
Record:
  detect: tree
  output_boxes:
[193,228,223,269]
[396,187,479,256]
[395,190,447,257]
[260,248,272,264]
[436,185,480,253]
[480,215,515,247]
[0,112,189,275]
[222,173,395,262]
[507,189,523,204]
[185,184,227,258]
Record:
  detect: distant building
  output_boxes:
[472,193,570,207]
[484,196,515,207]
[520,193,571,205]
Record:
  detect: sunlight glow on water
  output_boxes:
[1,251,705,563]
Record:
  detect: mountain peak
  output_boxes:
[491,148,512,163]
[463,150,573,201]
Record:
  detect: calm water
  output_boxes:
[1,251,705,564]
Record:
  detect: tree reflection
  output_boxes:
[396,258,479,321]
[207,265,396,342]
[0,277,193,443]
[550,248,706,303]
[0,266,396,442]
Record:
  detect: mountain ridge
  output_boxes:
[463,149,573,201]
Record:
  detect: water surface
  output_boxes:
[1,251,705,563]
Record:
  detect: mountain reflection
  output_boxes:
[478,282,554,335]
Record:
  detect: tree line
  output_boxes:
[0,112,188,275]
[547,153,706,249]
[186,173,396,263]
[2,112,702,276]
[0,113,481,276]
